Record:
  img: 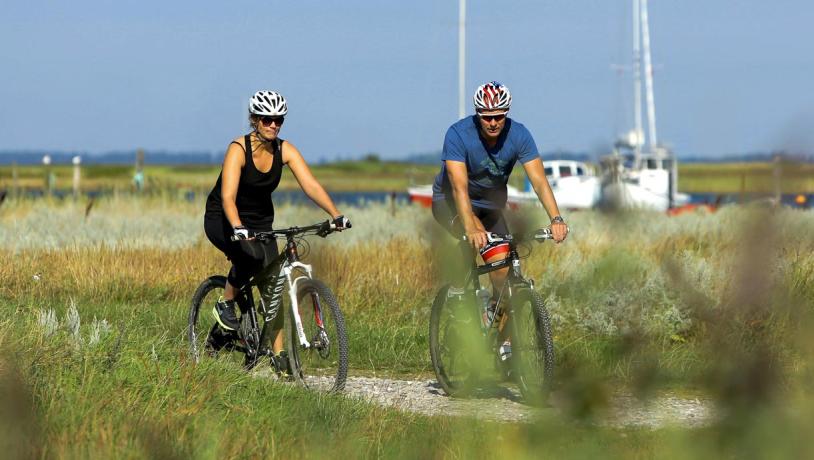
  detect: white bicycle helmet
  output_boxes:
[249,90,288,116]
[473,81,511,112]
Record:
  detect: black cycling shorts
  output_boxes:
[431,200,509,238]
[431,200,510,285]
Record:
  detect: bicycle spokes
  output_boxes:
[290,279,348,390]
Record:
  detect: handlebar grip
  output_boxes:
[534,226,570,241]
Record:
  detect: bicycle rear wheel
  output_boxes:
[286,278,348,391]
[508,288,555,405]
[429,285,482,397]
[188,275,254,368]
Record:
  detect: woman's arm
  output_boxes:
[522,158,568,242]
[282,141,341,218]
[446,160,487,249]
[220,141,247,229]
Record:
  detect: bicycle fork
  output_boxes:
[284,262,317,350]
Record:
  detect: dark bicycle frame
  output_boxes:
[228,221,334,359]
[457,232,542,330]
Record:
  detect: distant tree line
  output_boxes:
[1,149,811,166]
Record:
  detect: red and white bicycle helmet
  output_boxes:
[473,81,512,113]
[249,90,288,116]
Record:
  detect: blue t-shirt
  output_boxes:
[432,116,540,209]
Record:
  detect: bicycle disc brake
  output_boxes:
[312,328,331,359]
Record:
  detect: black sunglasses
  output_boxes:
[259,115,285,126]
[478,113,506,122]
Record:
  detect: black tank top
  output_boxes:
[205,134,283,231]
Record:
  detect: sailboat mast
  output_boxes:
[641,0,658,151]
[632,0,643,166]
[458,0,466,120]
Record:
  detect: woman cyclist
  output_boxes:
[203,90,350,364]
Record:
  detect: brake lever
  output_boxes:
[316,221,332,238]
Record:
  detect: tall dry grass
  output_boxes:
[1,196,814,457]
[2,197,812,375]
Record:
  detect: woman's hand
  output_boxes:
[332,215,352,231]
[233,225,251,240]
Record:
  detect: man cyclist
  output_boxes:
[431,81,568,359]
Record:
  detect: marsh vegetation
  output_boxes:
[1,196,812,458]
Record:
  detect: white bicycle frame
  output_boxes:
[280,260,315,349]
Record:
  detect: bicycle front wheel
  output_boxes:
[508,288,555,405]
[286,278,348,391]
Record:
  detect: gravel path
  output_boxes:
[259,371,715,428]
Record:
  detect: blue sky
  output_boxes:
[1,0,812,161]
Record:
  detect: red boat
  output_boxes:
[407,184,535,210]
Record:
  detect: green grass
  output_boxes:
[4,307,814,458]
[0,161,439,193]
[2,198,814,457]
[678,162,814,193]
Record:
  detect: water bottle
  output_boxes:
[476,288,494,327]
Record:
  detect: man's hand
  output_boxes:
[550,216,568,243]
[464,217,488,249]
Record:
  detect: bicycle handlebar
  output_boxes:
[461,225,570,244]
[529,225,571,242]
[230,220,343,242]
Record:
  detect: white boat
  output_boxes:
[601,147,689,211]
[543,160,601,209]
[599,0,688,212]
[409,159,601,210]
[512,159,601,210]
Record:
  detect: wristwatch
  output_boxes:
[551,216,565,224]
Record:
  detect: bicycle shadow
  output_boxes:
[425,380,525,403]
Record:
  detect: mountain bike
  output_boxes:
[188,220,348,391]
[429,227,557,405]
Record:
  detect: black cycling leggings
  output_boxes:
[203,213,279,289]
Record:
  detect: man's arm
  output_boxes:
[446,160,488,249]
[522,158,568,242]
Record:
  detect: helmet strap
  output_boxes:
[252,129,275,145]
